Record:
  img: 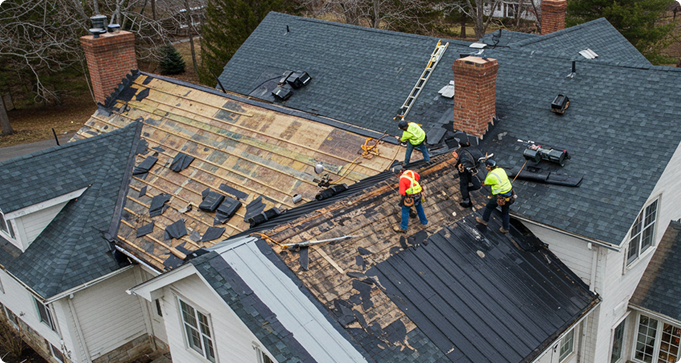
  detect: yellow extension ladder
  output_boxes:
[395,40,449,121]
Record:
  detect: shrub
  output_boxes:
[0,318,26,358]
[160,45,186,75]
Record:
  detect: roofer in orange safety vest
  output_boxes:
[391,165,428,233]
[475,159,515,233]
[396,120,430,166]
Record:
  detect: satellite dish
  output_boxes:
[314,163,324,174]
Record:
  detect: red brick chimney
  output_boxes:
[452,56,499,138]
[541,0,567,35]
[80,31,138,104]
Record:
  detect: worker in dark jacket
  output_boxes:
[397,120,430,166]
[452,137,484,208]
[392,165,428,233]
[476,159,514,233]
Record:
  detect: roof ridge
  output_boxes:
[267,11,470,46]
[510,17,610,48]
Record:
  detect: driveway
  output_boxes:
[0,132,76,162]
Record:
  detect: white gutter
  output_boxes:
[530,299,602,363]
[512,214,621,251]
[44,264,134,304]
[629,304,681,328]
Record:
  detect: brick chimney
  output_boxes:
[541,0,567,35]
[80,31,138,104]
[452,56,499,138]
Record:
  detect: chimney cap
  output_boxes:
[90,14,108,30]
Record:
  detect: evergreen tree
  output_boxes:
[199,0,289,85]
[567,0,675,64]
[160,45,187,75]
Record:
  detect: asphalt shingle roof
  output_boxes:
[219,12,681,246]
[0,123,140,298]
[630,219,681,322]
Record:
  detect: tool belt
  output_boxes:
[403,192,422,207]
[496,190,516,206]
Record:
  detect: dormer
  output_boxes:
[0,187,88,252]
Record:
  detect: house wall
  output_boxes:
[522,141,681,363]
[16,202,67,245]
[68,266,153,362]
[140,269,168,346]
[0,269,69,363]
[159,274,274,363]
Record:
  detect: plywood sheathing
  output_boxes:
[74,74,404,271]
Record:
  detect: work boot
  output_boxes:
[459,199,472,208]
[393,225,407,233]
[475,217,488,226]
[499,227,509,234]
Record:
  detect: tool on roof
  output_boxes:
[518,139,570,166]
[281,235,356,250]
[395,40,449,121]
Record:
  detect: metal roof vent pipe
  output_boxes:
[566,61,576,79]
[89,14,108,38]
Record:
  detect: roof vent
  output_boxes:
[469,42,487,49]
[579,48,598,59]
[438,80,455,98]
[88,14,108,38]
[551,94,570,114]
[272,84,292,100]
[286,71,311,89]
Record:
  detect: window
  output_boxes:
[179,299,216,362]
[634,314,681,363]
[0,276,4,293]
[0,212,15,239]
[611,318,626,363]
[628,199,658,265]
[255,345,274,363]
[50,343,64,363]
[559,329,575,361]
[3,305,18,326]
[33,297,56,331]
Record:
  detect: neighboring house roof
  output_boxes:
[0,124,140,298]
[75,71,404,272]
[630,219,681,322]
[218,12,681,246]
[203,155,599,362]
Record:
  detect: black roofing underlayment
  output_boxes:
[149,193,171,217]
[219,183,249,200]
[132,155,157,176]
[164,219,187,240]
[367,214,598,363]
[201,227,226,243]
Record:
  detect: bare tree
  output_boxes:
[0,0,197,106]
[300,0,433,31]
[0,95,14,136]
[444,0,504,38]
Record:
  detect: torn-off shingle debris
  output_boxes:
[136,222,154,238]
[149,193,171,217]
[164,219,187,240]
[170,152,195,172]
[214,197,242,225]
[133,156,157,176]
[201,227,226,242]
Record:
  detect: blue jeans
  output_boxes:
[481,192,511,230]
[404,142,430,165]
[400,199,428,230]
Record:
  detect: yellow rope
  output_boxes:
[250,232,283,246]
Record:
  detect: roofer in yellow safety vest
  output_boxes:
[396,120,430,166]
[391,165,428,233]
[475,159,515,234]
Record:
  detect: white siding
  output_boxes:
[140,269,168,345]
[18,202,66,244]
[0,269,63,351]
[70,267,148,360]
[161,274,275,363]
[53,298,87,363]
[524,225,596,287]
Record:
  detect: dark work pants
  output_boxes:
[459,171,481,201]
[481,194,511,230]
